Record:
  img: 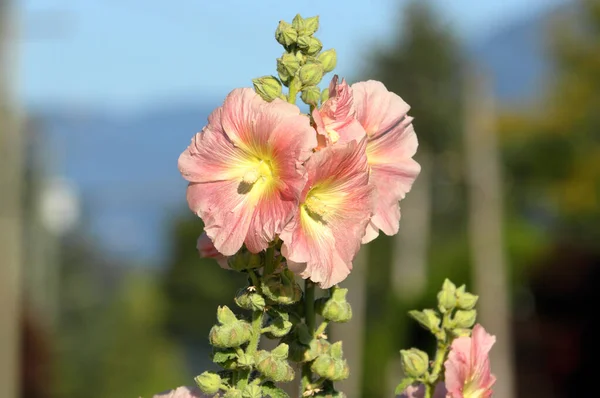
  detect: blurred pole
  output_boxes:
[392,151,432,299]
[330,246,367,398]
[463,65,515,398]
[0,0,23,397]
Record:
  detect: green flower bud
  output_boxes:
[452,309,477,329]
[252,76,282,102]
[400,348,429,378]
[276,53,300,84]
[255,346,295,382]
[195,371,222,395]
[316,288,352,323]
[302,16,319,36]
[235,289,266,312]
[291,14,306,34]
[242,384,262,398]
[456,289,479,310]
[275,20,297,47]
[211,348,239,370]
[297,36,322,55]
[261,269,302,305]
[224,388,243,398]
[228,250,262,272]
[209,306,252,348]
[264,311,293,338]
[320,88,330,103]
[437,278,457,313]
[408,309,441,332]
[301,86,321,106]
[450,328,472,338]
[299,63,324,86]
[311,353,349,381]
[329,341,344,359]
[318,49,337,73]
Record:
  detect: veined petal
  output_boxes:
[352,80,421,238]
[179,88,317,255]
[281,139,372,288]
[312,76,366,148]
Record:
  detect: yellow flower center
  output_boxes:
[303,195,329,219]
[239,158,276,196]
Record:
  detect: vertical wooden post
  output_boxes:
[463,65,515,398]
[0,1,23,397]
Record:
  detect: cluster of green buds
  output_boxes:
[253,14,337,107]
[195,241,304,398]
[394,279,479,396]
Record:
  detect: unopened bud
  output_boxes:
[452,309,477,329]
[311,352,349,381]
[298,36,323,55]
[299,63,324,86]
[195,371,222,395]
[277,53,300,83]
[235,289,266,312]
[275,20,297,47]
[450,328,472,338]
[291,14,306,34]
[209,306,252,348]
[456,291,478,310]
[255,347,295,382]
[400,348,429,378]
[264,311,293,338]
[252,76,282,102]
[302,16,319,36]
[318,49,337,73]
[317,288,352,323]
[228,250,261,272]
[408,309,441,332]
[437,279,457,312]
[261,269,302,305]
[301,86,321,106]
[320,88,330,103]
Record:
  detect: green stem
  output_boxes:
[288,78,299,104]
[264,246,276,275]
[301,280,317,391]
[425,313,451,398]
[314,321,329,338]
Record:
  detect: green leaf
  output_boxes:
[212,350,237,364]
[261,381,290,398]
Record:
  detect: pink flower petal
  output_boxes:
[444,324,496,398]
[152,386,206,398]
[197,232,229,269]
[281,139,372,288]
[352,80,420,237]
[312,76,366,148]
[178,88,317,256]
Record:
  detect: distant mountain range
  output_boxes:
[33,3,566,265]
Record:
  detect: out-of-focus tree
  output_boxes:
[359,1,468,396]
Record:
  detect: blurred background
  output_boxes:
[1,0,599,397]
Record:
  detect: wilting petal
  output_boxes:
[179,88,317,256]
[152,386,206,398]
[445,324,496,398]
[280,139,372,288]
[197,232,229,269]
[312,75,366,148]
[352,80,420,239]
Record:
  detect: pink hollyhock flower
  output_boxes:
[352,81,421,243]
[280,139,372,288]
[152,386,206,397]
[444,324,497,398]
[312,75,366,149]
[399,383,447,398]
[197,232,229,269]
[178,88,317,256]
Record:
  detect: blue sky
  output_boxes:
[20,0,560,111]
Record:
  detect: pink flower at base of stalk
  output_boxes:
[444,324,497,398]
[399,383,447,398]
[351,80,421,243]
[178,88,317,256]
[196,232,229,269]
[312,75,366,149]
[280,139,372,288]
[152,386,206,398]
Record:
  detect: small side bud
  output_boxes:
[318,49,337,73]
[210,306,252,348]
[252,76,282,102]
[316,287,352,323]
[400,348,429,378]
[255,349,295,382]
[457,291,479,310]
[276,53,300,84]
[320,88,330,103]
[217,305,238,325]
[303,16,319,36]
[301,86,321,106]
[271,343,290,360]
[311,351,349,381]
[437,279,457,312]
[299,63,324,86]
[275,20,297,47]
[235,289,266,312]
[261,269,302,305]
[298,36,323,55]
[291,14,306,34]
[452,309,477,329]
[195,371,222,395]
[408,309,441,332]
